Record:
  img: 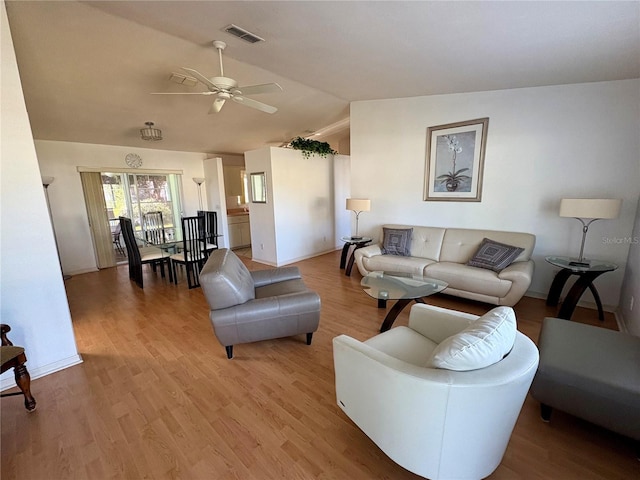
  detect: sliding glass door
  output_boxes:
[102,172,183,241]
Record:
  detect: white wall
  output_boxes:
[203,156,230,249]
[245,147,277,264]
[351,80,639,310]
[1,2,81,389]
[35,140,208,274]
[619,196,640,335]
[245,147,344,266]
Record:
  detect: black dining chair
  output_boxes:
[119,216,171,288]
[197,210,220,254]
[170,215,209,288]
[142,211,167,245]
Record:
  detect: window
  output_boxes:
[102,172,183,240]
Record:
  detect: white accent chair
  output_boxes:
[333,304,539,480]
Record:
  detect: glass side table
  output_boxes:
[340,236,372,276]
[545,256,618,321]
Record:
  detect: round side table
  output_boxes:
[545,256,617,321]
[340,236,372,276]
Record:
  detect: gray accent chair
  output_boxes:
[199,249,321,359]
[530,317,640,457]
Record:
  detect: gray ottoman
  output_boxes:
[530,317,640,455]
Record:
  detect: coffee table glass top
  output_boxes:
[361,271,448,301]
[545,256,617,273]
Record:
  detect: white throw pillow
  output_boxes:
[426,306,517,371]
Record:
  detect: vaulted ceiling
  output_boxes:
[5,1,639,155]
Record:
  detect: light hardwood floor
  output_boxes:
[2,250,638,479]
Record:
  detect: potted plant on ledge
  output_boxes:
[289,137,337,159]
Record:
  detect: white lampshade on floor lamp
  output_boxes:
[42,176,71,280]
[346,198,370,240]
[559,198,622,266]
[193,177,205,211]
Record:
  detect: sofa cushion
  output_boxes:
[424,262,512,298]
[467,238,524,272]
[426,306,517,371]
[381,227,413,256]
[365,326,439,367]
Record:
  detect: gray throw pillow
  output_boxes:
[381,227,413,256]
[467,238,524,272]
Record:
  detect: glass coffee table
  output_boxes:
[361,271,448,332]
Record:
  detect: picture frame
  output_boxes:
[249,172,267,203]
[424,117,489,202]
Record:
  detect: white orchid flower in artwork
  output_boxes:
[445,135,463,153]
[440,135,466,192]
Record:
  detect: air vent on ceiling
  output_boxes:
[223,24,265,44]
[169,72,198,87]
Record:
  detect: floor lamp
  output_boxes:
[193,177,205,211]
[42,177,71,280]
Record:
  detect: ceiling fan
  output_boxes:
[152,40,283,114]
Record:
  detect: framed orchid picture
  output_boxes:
[424,118,489,202]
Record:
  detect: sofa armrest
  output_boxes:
[354,244,382,276]
[251,266,301,287]
[498,260,534,283]
[408,304,478,343]
[497,260,535,306]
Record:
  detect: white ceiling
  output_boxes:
[6,1,640,155]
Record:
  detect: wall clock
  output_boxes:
[125,153,142,168]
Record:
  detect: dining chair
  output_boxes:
[170,215,209,289]
[197,210,220,254]
[119,216,171,288]
[142,211,166,245]
[1,324,36,412]
[111,221,125,255]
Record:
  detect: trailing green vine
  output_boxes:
[289,137,337,159]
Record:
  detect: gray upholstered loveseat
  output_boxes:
[354,225,536,306]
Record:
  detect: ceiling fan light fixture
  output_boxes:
[140,121,162,141]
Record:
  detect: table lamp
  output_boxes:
[559,198,621,266]
[346,198,370,240]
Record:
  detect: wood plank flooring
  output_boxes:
[2,250,638,479]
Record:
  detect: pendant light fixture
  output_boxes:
[140,121,162,141]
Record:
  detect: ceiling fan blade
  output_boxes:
[181,67,218,91]
[150,92,215,95]
[231,96,278,114]
[209,98,226,114]
[235,83,283,96]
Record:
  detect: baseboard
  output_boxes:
[66,267,99,276]
[524,290,617,313]
[1,354,83,392]
[252,247,342,268]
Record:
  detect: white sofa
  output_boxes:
[333,304,539,480]
[354,225,536,306]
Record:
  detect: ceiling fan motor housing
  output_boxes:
[210,76,237,91]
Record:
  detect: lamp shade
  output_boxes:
[192,177,205,185]
[346,198,371,212]
[42,176,55,187]
[559,198,621,219]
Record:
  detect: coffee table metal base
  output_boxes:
[380,298,426,332]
